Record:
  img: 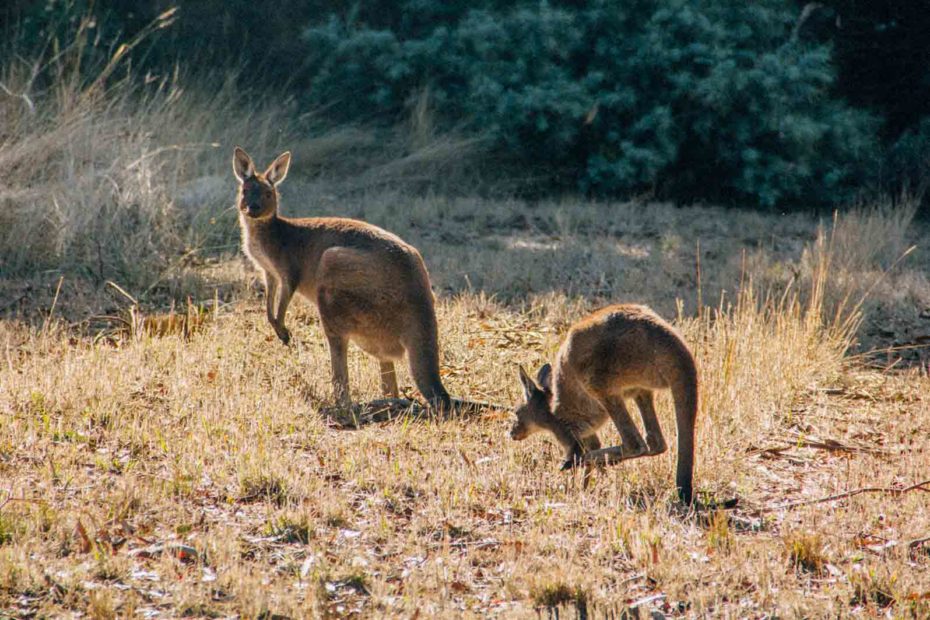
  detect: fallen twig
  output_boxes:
[0,488,49,512]
[786,432,890,455]
[746,444,790,457]
[762,479,930,512]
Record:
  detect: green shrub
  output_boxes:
[302,0,880,208]
[4,1,900,208]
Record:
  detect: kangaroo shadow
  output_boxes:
[321,398,496,430]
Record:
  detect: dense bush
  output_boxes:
[803,1,930,141]
[5,1,929,208]
[799,1,930,198]
[302,1,879,207]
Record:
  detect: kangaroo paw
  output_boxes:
[560,450,587,471]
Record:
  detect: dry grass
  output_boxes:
[0,14,296,292]
[3,203,930,616]
[3,14,930,620]
[0,15,483,302]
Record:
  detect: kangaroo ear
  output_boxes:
[536,363,552,393]
[518,365,541,401]
[264,151,291,185]
[232,146,255,182]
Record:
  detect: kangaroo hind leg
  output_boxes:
[322,328,350,406]
[580,396,649,467]
[604,396,648,458]
[380,361,399,398]
[634,390,668,456]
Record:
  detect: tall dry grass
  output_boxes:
[798,198,918,323]
[0,11,299,293]
[0,13,483,303]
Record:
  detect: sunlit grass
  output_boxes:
[1,10,930,619]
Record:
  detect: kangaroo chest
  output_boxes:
[241,224,278,273]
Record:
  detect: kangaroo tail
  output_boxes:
[407,348,500,416]
[406,308,504,416]
[405,316,454,411]
[408,351,452,410]
[671,356,698,505]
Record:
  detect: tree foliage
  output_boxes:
[5,0,929,208]
[303,1,878,207]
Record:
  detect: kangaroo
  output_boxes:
[511,304,698,504]
[232,146,461,411]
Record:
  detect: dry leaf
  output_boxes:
[74,520,92,554]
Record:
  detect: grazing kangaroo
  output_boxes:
[511,304,698,504]
[232,146,461,411]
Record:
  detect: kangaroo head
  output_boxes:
[232,147,291,220]
[511,364,554,440]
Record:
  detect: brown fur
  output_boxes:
[512,304,698,504]
[232,147,452,409]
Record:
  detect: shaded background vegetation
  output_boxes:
[3,0,929,209]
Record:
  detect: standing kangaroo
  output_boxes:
[511,304,698,504]
[232,146,458,410]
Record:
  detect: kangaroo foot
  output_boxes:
[274,327,291,345]
[578,444,649,468]
[560,443,588,471]
[449,398,495,416]
[426,398,496,418]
